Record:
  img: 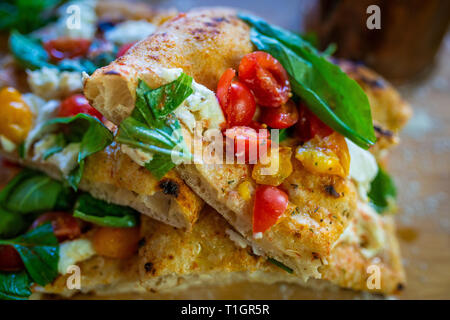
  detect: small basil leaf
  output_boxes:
[239,13,376,149]
[117,75,193,179]
[0,207,27,239]
[73,193,139,228]
[8,30,53,70]
[0,271,31,300]
[3,174,63,214]
[0,223,59,286]
[42,114,114,190]
[368,167,397,214]
[42,133,66,160]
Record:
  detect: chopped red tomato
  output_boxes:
[253,185,288,234]
[296,102,333,141]
[59,94,103,121]
[238,51,291,108]
[43,38,91,62]
[0,245,24,272]
[30,212,81,242]
[225,126,271,163]
[93,226,140,259]
[260,99,299,129]
[116,41,136,58]
[217,68,256,127]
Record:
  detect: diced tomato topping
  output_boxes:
[217,68,256,127]
[116,41,137,58]
[260,99,299,129]
[93,226,140,259]
[225,126,271,163]
[253,185,288,234]
[238,51,291,108]
[0,245,24,272]
[296,102,333,141]
[58,94,103,121]
[43,38,91,62]
[30,212,81,243]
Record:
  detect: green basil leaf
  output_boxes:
[0,271,31,300]
[368,167,397,214]
[42,114,114,190]
[0,207,27,239]
[117,75,193,179]
[3,173,63,214]
[239,14,376,149]
[0,0,62,34]
[144,153,176,180]
[42,133,66,160]
[8,30,53,70]
[73,193,139,228]
[0,223,59,286]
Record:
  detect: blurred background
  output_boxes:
[146,0,450,299]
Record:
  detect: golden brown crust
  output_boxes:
[139,206,405,295]
[84,8,253,124]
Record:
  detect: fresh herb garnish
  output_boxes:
[267,257,294,274]
[8,30,53,70]
[42,114,114,190]
[239,13,376,149]
[0,271,31,300]
[368,167,397,214]
[9,31,115,75]
[1,171,65,214]
[0,0,62,34]
[117,75,193,179]
[73,193,139,228]
[0,223,59,286]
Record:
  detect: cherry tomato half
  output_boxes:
[253,185,289,234]
[30,212,81,242]
[260,99,299,129]
[238,51,291,108]
[93,226,140,259]
[58,94,103,121]
[217,68,256,127]
[116,41,137,58]
[0,245,24,272]
[296,103,333,141]
[44,38,91,62]
[225,126,271,164]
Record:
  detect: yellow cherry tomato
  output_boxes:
[295,132,350,178]
[252,147,293,186]
[0,87,33,144]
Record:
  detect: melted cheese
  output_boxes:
[121,144,153,167]
[346,138,378,201]
[27,67,82,100]
[152,67,226,132]
[58,239,96,274]
[22,94,60,154]
[105,20,156,46]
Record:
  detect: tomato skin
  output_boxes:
[260,99,299,129]
[93,226,140,259]
[116,42,136,58]
[58,94,103,121]
[217,68,256,127]
[238,51,291,108]
[44,38,91,61]
[30,212,81,242]
[0,245,24,272]
[225,126,271,163]
[253,185,289,234]
[296,103,333,141]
